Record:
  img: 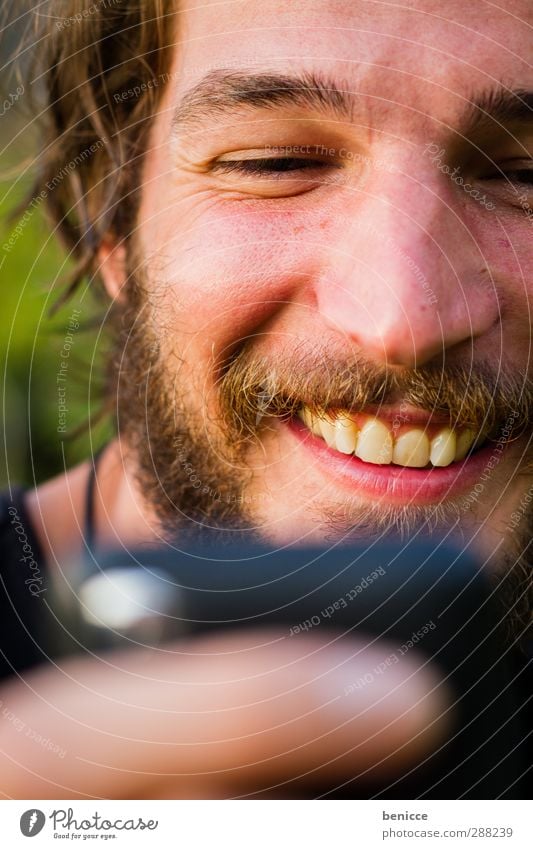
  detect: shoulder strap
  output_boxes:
[84,446,107,555]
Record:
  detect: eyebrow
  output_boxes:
[171,70,357,130]
[463,87,533,137]
[171,69,533,138]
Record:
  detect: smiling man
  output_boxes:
[28,0,533,558]
[1,0,532,799]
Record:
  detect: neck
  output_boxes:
[25,439,162,573]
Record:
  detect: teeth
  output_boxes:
[355,418,393,465]
[319,417,337,448]
[393,429,430,467]
[298,406,483,468]
[430,428,456,467]
[455,428,476,461]
[298,407,322,437]
[334,415,358,454]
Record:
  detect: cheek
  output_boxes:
[462,209,533,309]
[471,219,533,369]
[486,232,533,281]
[489,234,533,339]
[144,196,325,357]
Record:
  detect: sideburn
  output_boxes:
[111,274,256,540]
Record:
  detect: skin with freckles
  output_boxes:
[14,0,532,800]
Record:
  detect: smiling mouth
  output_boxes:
[297,405,485,469]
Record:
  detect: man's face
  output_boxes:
[120,0,533,554]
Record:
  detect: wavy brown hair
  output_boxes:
[26,0,176,305]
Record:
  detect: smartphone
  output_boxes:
[49,535,531,799]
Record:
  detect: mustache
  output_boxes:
[218,346,533,441]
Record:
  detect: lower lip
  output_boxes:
[288,417,504,505]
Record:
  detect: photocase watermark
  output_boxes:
[255,384,277,427]
[7,506,46,596]
[424,141,533,227]
[0,82,24,118]
[289,565,386,636]
[343,620,436,695]
[113,71,174,104]
[263,143,396,174]
[1,190,48,254]
[55,0,123,31]
[2,140,105,254]
[50,808,158,835]
[324,214,439,308]
[516,191,533,225]
[391,400,412,431]
[173,436,270,504]
[382,232,438,306]
[422,143,496,211]
[460,410,519,512]
[19,807,159,838]
[113,57,263,104]
[1,699,66,759]
[57,308,82,433]
[20,810,46,837]
[508,482,533,531]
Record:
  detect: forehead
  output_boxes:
[171,0,533,120]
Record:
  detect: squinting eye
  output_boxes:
[504,169,533,185]
[212,157,331,177]
[484,163,533,186]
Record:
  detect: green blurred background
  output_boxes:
[1,29,112,489]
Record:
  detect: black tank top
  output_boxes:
[0,449,105,682]
[0,485,50,681]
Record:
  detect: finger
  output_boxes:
[0,630,450,798]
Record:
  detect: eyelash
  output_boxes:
[482,164,533,187]
[500,169,533,186]
[211,156,533,192]
[212,157,331,177]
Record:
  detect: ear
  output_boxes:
[98,239,127,304]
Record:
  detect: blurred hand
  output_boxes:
[0,630,448,798]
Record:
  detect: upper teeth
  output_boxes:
[298,407,478,468]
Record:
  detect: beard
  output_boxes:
[111,256,533,644]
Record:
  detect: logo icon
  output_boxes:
[20,809,46,837]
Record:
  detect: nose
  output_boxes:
[315,170,499,368]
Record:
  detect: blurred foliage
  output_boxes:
[0,110,113,488]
